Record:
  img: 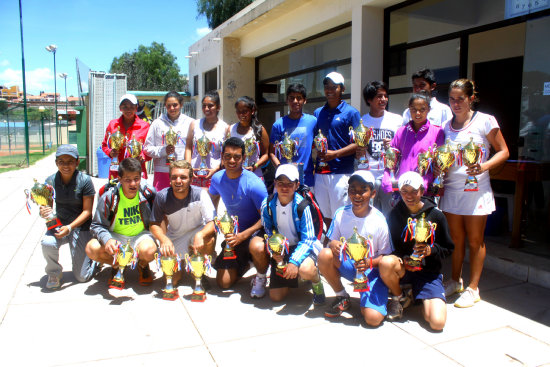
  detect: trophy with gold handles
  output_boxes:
[264,230,290,277]
[243,136,259,169]
[110,239,138,290]
[403,213,437,271]
[156,253,181,301]
[274,132,298,162]
[459,137,485,192]
[126,136,142,159]
[214,211,239,260]
[433,139,456,191]
[349,120,374,170]
[382,147,401,191]
[313,129,330,173]
[185,253,212,302]
[108,126,126,167]
[24,179,62,230]
[417,148,433,177]
[164,126,181,165]
[340,227,373,292]
[194,135,212,177]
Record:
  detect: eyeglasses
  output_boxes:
[222,153,242,161]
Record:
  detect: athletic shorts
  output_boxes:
[110,231,155,251]
[153,171,171,192]
[269,249,318,289]
[169,226,203,255]
[401,271,445,302]
[213,228,265,277]
[314,173,350,219]
[339,260,388,316]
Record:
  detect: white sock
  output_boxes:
[256,273,266,279]
[335,289,348,297]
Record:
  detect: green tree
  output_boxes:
[110,42,187,91]
[196,0,253,29]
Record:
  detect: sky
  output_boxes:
[0,0,211,98]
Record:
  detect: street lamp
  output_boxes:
[59,72,69,144]
[45,44,59,146]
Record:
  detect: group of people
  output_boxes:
[37,68,509,332]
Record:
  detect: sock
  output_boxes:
[392,292,404,301]
[335,289,348,297]
[256,273,266,279]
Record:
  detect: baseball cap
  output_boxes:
[275,164,299,182]
[349,170,375,186]
[119,93,138,106]
[398,171,424,190]
[323,72,345,86]
[56,144,79,159]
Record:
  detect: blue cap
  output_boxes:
[56,145,79,159]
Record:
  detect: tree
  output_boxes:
[196,0,253,29]
[110,42,187,91]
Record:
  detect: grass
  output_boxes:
[0,147,57,174]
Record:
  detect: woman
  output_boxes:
[440,79,509,308]
[185,91,229,188]
[144,91,194,191]
[229,96,269,178]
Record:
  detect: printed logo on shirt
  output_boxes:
[119,204,142,225]
[335,117,341,121]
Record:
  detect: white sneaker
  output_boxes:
[46,274,62,289]
[454,287,480,308]
[444,278,464,297]
[250,275,267,299]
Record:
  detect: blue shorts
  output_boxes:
[339,260,388,316]
[401,271,445,302]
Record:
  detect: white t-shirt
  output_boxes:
[402,97,452,127]
[190,118,229,170]
[328,205,392,258]
[361,111,403,179]
[275,198,299,246]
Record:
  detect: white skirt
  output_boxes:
[439,187,495,216]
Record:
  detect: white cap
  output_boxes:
[398,171,424,190]
[275,164,299,182]
[119,93,138,106]
[324,72,345,86]
[349,170,375,186]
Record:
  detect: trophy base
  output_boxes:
[464,177,479,192]
[353,279,370,292]
[191,292,206,302]
[162,289,179,301]
[109,278,125,290]
[46,217,62,230]
[357,158,369,171]
[166,158,175,166]
[275,265,286,277]
[196,168,208,177]
[223,248,237,260]
[404,257,422,272]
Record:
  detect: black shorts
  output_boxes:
[213,228,266,277]
[269,248,317,289]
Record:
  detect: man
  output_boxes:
[402,68,452,127]
[379,171,454,331]
[149,160,216,297]
[86,158,157,287]
[269,83,317,187]
[253,164,325,303]
[40,145,97,290]
[101,94,151,179]
[209,137,268,297]
[314,72,361,225]
[318,171,392,327]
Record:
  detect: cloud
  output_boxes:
[196,27,211,38]
[0,60,9,67]
[0,67,53,94]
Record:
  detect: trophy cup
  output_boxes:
[155,253,181,301]
[313,129,330,173]
[185,253,212,302]
[382,147,401,191]
[417,149,433,176]
[214,211,239,260]
[110,239,138,290]
[460,137,485,192]
[433,139,456,191]
[24,179,62,230]
[264,230,290,277]
[126,136,142,159]
[403,213,437,271]
[275,132,298,162]
[243,136,259,169]
[349,120,374,170]
[108,126,126,167]
[340,227,373,292]
[164,126,180,165]
[194,135,212,177]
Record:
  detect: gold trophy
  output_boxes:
[275,132,298,162]
[382,147,401,191]
[108,126,126,166]
[264,230,289,277]
[156,253,181,301]
[340,227,372,292]
[164,126,180,165]
[243,136,258,169]
[24,179,62,230]
[195,135,212,177]
[349,120,374,170]
[185,253,212,302]
[313,129,330,173]
[126,136,142,159]
[110,239,137,290]
[460,137,485,192]
[214,211,238,260]
[433,139,456,191]
[417,149,433,176]
[403,213,437,271]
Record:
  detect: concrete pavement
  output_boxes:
[0,153,549,366]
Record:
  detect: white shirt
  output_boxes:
[275,198,299,246]
[402,97,452,127]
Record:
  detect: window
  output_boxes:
[204,68,217,93]
[193,75,198,96]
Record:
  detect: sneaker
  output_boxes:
[444,278,464,297]
[138,264,153,286]
[324,295,351,318]
[312,281,326,305]
[250,275,267,299]
[46,274,62,289]
[386,292,411,320]
[454,287,480,308]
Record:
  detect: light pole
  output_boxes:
[45,44,58,146]
[59,72,68,144]
[39,106,46,154]
[19,0,30,166]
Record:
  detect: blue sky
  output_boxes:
[0,0,210,98]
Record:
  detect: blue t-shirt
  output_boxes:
[270,114,317,186]
[209,169,268,231]
[314,101,361,174]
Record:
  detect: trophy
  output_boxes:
[340,227,373,292]
[110,239,138,290]
[403,213,437,271]
[126,136,142,159]
[243,136,259,169]
[382,147,401,191]
[274,132,298,162]
[185,253,212,302]
[164,126,180,165]
[433,139,456,191]
[108,126,126,166]
[194,135,212,177]
[24,179,62,230]
[214,211,239,260]
[264,230,290,277]
[459,137,485,192]
[349,120,374,170]
[155,253,181,301]
[417,148,433,176]
[313,129,330,173]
